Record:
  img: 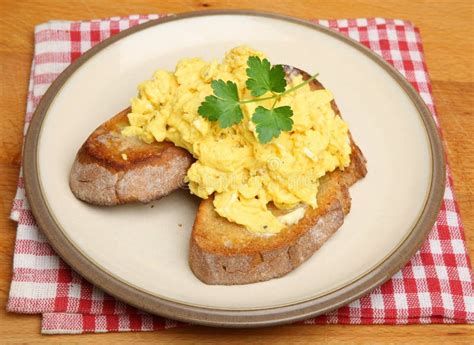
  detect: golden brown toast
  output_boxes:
[69,108,193,205]
[189,67,367,285]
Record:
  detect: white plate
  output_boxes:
[24,11,444,326]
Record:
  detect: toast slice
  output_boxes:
[70,108,193,205]
[189,67,367,285]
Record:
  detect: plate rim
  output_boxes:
[23,9,445,327]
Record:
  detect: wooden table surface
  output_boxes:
[0,0,472,343]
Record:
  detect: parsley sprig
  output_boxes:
[198,56,319,144]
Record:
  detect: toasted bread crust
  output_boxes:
[69,108,193,205]
[189,67,367,285]
[190,197,345,285]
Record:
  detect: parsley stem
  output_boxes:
[238,73,319,105]
[239,95,276,104]
[281,73,319,96]
[270,97,278,110]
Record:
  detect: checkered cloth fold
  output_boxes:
[8,15,474,334]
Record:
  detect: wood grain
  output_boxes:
[0,0,472,343]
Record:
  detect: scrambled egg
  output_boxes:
[122,46,351,234]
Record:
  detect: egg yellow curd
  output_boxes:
[122,46,351,234]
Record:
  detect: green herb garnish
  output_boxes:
[198,80,243,128]
[252,105,293,143]
[198,56,318,143]
[245,56,287,96]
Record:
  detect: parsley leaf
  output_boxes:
[198,80,243,128]
[251,106,294,143]
[246,56,287,97]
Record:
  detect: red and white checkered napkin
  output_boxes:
[8,15,474,334]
